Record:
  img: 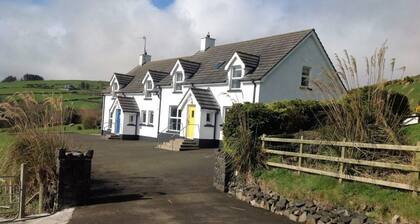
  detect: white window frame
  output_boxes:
[111,82,118,96]
[229,65,242,90]
[140,110,147,124]
[168,106,182,131]
[301,66,311,87]
[145,80,153,98]
[148,111,154,125]
[174,71,183,92]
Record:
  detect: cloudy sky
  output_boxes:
[0,0,419,81]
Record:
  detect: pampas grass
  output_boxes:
[0,93,69,212]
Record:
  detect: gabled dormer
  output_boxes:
[110,73,134,96]
[224,51,260,90]
[142,70,169,99]
[170,59,200,93]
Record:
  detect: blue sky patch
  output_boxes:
[151,0,174,9]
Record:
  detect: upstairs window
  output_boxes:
[230,66,242,90]
[112,82,118,96]
[145,80,153,98]
[301,66,311,87]
[174,72,183,92]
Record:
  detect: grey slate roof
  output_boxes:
[115,29,314,93]
[117,96,139,113]
[179,59,201,76]
[236,51,260,74]
[148,70,169,83]
[190,88,219,110]
[114,73,134,87]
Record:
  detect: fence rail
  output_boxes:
[261,135,420,196]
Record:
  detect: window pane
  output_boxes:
[170,106,177,117]
[301,77,309,86]
[146,80,152,90]
[232,67,242,77]
[231,80,241,89]
[146,91,151,98]
[149,111,154,124]
[176,72,183,81]
[206,113,211,122]
[175,83,182,91]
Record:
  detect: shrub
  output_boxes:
[223,100,325,174]
[21,74,44,81]
[2,75,17,82]
[81,109,101,129]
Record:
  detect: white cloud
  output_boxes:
[0,0,419,81]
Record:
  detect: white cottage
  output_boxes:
[101,29,346,149]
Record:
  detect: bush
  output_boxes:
[223,100,325,174]
[81,109,101,129]
[22,74,44,81]
[64,107,82,124]
[2,75,17,82]
[223,100,325,145]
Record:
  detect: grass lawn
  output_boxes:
[386,74,420,110]
[257,168,420,222]
[403,123,420,145]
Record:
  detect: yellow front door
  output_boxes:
[186,105,196,139]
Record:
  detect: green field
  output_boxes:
[0,80,108,109]
[386,74,420,111]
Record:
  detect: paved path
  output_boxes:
[68,134,292,224]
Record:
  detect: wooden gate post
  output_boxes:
[412,142,420,196]
[18,163,26,219]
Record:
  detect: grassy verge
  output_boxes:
[402,123,420,145]
[62,124,101,135]
[257,168,420,222]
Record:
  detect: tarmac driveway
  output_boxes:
[68,134,292,224]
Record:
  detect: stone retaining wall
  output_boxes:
[227,181,375,224]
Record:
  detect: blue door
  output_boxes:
[115,109,121,135]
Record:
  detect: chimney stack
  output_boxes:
[200,32,215,51]
[139,52,151,66]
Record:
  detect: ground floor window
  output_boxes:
[141,110,147,124]
[148,111,154,125]
[169,106,182,131]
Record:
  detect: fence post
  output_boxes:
[297,136,304,175]
[261,134,266,150]
[18,163,26,220]
[339,138,346,183]
[8,179,13,204]
[412,142,420,196]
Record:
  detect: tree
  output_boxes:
[22,74,44,81]
[2,76,17,82]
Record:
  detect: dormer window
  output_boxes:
[145,80,153,98]
[111,82,118,96]
[174,71,183,92]
[230,66,242,90]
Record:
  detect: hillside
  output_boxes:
[385,74,420,111]
[0,80,107,109]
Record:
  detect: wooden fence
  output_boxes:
[261,135,420,196]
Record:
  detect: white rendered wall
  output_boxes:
[134,92,160,138]
[259,34,345,103]
[102,94,114,132]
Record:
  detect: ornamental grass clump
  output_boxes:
[0,93,69,212]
